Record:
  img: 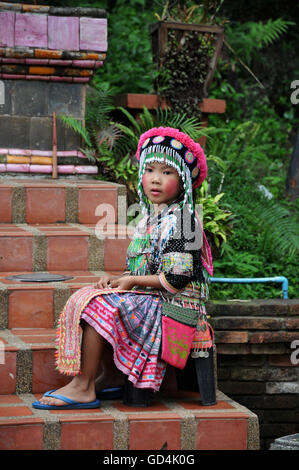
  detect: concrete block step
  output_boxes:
[0,390,259,450]
[0,223,132,272]
[0,178,126,224]
[0,270,125,329]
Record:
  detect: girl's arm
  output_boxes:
[110,274,163,290]
[131,275,163,289]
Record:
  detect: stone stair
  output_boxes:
[0,177,260,450]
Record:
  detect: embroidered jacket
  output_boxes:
[125,203,209,308]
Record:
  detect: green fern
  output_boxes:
[226,18,295,65]
[113,105,210,158]
[249,18,295,47]
[86,83,117,129]
[58,115,92,148]
[255,198,299,257]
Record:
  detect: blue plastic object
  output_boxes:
[209,276,289,299]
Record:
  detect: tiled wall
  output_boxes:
[0,9,107,52]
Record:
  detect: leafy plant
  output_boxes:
[195,180,233,252]
[255,197,299,258]
[94,0,157,94]
[199,115,299,299]
[114,104,208,156]
[225,18,295,66]
[59,115,93,151]
[155,0,225,24]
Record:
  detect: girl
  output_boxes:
[32,127,213,410]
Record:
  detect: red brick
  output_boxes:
[128,413,181,450]
[0,395,23,404]
[0,406,33,417]
[60,416,114,450]
[78,187,118,224]
[200,98,226,113]
[47,235,89,271]
[0,236,33,271]
[196,417,247,450]
[114,95,226,114]
[0,419,43,450]
[8,289,54,328]
[114,93,158,109]
[0,351,17,394]
[26,187,66,223]
[0,187,12,222]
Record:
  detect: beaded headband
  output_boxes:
[136,127,207,214]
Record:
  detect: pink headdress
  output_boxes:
[136,127,207,188]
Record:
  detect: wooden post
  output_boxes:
[52,111,58,179]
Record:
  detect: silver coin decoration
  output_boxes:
[191,351,200,358]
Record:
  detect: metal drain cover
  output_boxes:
[6,273,74,283]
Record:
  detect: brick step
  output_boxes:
[0,270,127,329]
[0,390,258,450]
[0,223,132,272]
[0,178,126,224]
[0,328,66,395]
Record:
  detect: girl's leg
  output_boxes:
[95,344,125,394]
[40,321,106,406]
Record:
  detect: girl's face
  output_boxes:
[142,161,183,210]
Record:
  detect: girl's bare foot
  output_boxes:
[39,376,96,407]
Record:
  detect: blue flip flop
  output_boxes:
[96,387,123,400]
[32,390,101,410]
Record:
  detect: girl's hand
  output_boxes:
[110,276,135,291]
[96,275,118,289]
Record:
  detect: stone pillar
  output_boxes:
[0,2,107,175]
